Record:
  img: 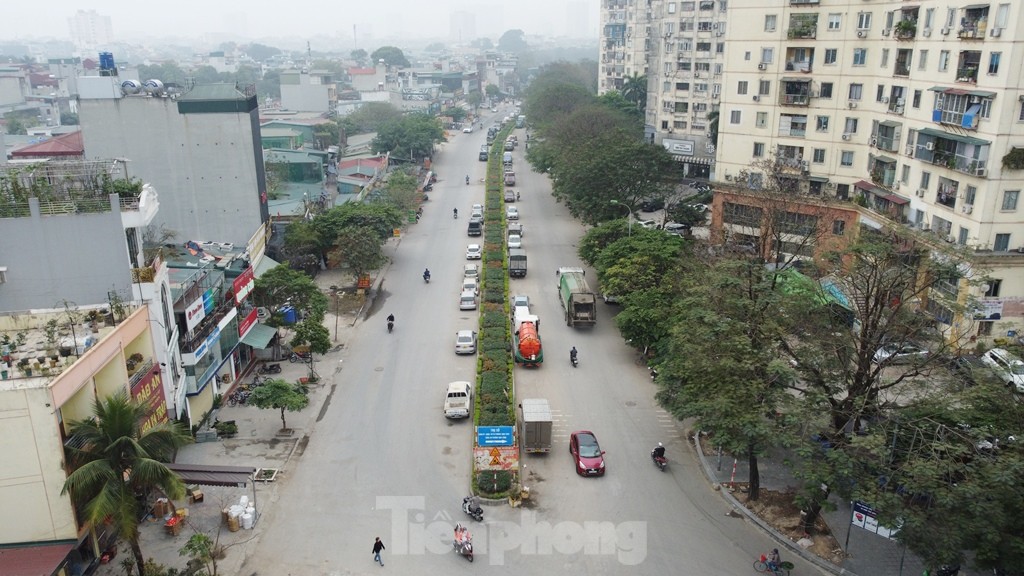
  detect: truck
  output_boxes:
[509,248,527,278]
[519,398,552,453]
[557,267,597,327]
[516,115,526,128]
[504,170,515,186]
[513,315,543,367]
[443,381,473,419]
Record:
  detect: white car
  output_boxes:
[455,330,478,355]
[637,220,658,229]
[508,234,522,249]
[466,244,482,260]
[462,125,473,133]
[462,278,479,295]
[472,203,483,212]
[873,343,930,365]
[506,206,519,220]
[463,263,479,279]
[511,295,530,309]
[459,290,478,310]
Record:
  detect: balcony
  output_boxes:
[957,21,987,39]
[894,63,911,77]
[955,67,978,84]
[935,183,959,210]
[894,20,917,40]
[787,27,817,40]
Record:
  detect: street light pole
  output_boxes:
[610,200,634,236]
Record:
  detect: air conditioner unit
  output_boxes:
[922,28,932,37]
[882,28,891,36]
[758,63,767,70]
[752,95,760,102]
[848,101,858,109]
[990,28,1002,37]
[925,142,935,151]
[921,224,931,231]
[894,182,901,190]
[712,23,719,30]
[963,204,974,214]
[842,133,852,140]
[946,235,956,243]
[869,137,877,146]
[725,174,734,181]
[857,30,867,38]
[881,97,889,104]
[976,168,987,177]
[940,27,950,35]
[716,31,724,37]
[905,146,914,156]
[916,189,926,197]
[810,90,819,98]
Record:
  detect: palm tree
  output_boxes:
[620,73,648,113]
[62,392,192,576]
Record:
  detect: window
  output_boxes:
[924,8,935,29]
[824,49,837,65]
[661,120,669,129]
[841,151,854,166]
[668,2,677,13]
[957,227,969,246]
[753,142,765,157]
[913,90,922,108]
[676,82,690,91]
[756,112,768,128]
[673,120,687,129]
[989,52,1001,75]
[845,117,858,133]
[820,82,833,99]
[719,0,727,12]
[965,186,976,205]
[996,4,1009,28]
[853,48,867,66]
[813,148,826,163]
[920,171,931,189]
[1019,102,1024,122]
[832,220,846,235]
[876,85,886,102]
[994,233,1011,251]
[977,321,994,336]
[945,8,955,28]
[828,14,841,31]
[758,80,770,96]
[681,1,695,10]
[761,48,774,64]
[849,83,863,100]
[857,12,872,30]
[939,50,950,72]
[885,11,895,29]
[816,116,829,131]
[738,80,748,95]
[730,110,742,124]
[881,48,889,67]
[985,279,1002,298]
[744,51,751,61]
[1002,190,1019,211]
[918,50,928,70]
[717,43,725,54]
[748,173,763,189]
[765,14,777,32]
[901,165,911,184]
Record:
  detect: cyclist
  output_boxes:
[766,549,782,573]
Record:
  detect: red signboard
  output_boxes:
[233,267,255,305]
[238,308,258,339]
[131,368,169,434]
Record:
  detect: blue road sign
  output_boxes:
[477,426,514,446]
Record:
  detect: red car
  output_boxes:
[570,431,606,476]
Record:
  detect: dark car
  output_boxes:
[569,430,606,476]
[948,355,986,386]
[479,151,488,161]
[640,198,665,212]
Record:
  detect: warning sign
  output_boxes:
[474,445,518,471]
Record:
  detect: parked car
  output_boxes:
[462,277,479,295]
[463,263,479,279]
[569,430,606,476]
[506,206,519,220]
[463,125,473,133]
[873,342,930,365]
[508,234,522,249]
[455,330,478,355]
[602,294,620,304]
[981,348,1024,392]
[466,244,482,260]
[640,198,665,212]
[511,295,530,309]
[479,151,489,161]
[637,219,658,230]
[663,222,691,236]
[459,290,478,310]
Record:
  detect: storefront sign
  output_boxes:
[239,308,258,339]
[194,326,221,362]
[851,500,899,539]
[662,138,695,156]
[131,368,169,434]
[233,268,255,305]
[185,297,206,332]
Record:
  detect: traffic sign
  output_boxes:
[476,426,514,446]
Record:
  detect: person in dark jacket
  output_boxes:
[372,537,385,566]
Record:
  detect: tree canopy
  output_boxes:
[498,29,529,53]
[339,102,403,136]
[248,379,310,431]
[372,113,445,161]
[370,46,410,68]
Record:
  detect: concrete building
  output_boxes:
[279,69,338,113]
[598,0,651,95]
[67,9,113,54]
[77,78,269,246]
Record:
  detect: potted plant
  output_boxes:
[895,19,916,37]
[44,319,60,356]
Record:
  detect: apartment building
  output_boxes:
[712,1,1024,342]
[599,0,653,95]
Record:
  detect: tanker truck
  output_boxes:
[513,309,543,367]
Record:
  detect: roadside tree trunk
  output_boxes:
[747,443,761,501]
[130,536,145,576]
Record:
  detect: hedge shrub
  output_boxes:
[476,470,514,495]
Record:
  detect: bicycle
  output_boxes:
[753,560,793,576]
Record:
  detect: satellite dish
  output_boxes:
[143,79,165,94]
[120,80,142,95]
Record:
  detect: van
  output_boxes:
[981,348,1024,392]
[443,381,473,419]
[459,290,478,311]
[503,152,513,166]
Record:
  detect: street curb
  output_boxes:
[353,235,402,327]
[692,433,858,576]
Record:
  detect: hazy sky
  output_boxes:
[1,1,598,43]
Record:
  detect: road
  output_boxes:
[241,106,825,575]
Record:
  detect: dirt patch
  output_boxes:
[734,486,844,565]
[326,286,366,316]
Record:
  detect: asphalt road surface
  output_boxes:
[241,106,825,575]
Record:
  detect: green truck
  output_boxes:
[556,267,597,327]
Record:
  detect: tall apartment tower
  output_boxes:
[598,0,652,95]
[67,9,114,53]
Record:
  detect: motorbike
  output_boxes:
[453,209,458,219]
[462,496,483,522]
[423,273,431,284]
[423,194,430,202]
[387,321,394,333]
[570,351,578,368]
[453,523,474,562]
[288,351,312,363]
[466,175,470,185]
[258,363,282,374]
[424,183,434,192]
[651,449,668,472]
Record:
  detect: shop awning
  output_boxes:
[879,120,901,127]
[239,323,278,349]
[782,77,812,83]
[918,127,989,146]
[880,193,910,205]
[673,155,715,165]
[0,541,76,576]
[854,180,877,192]
[253,256,281,278]
[166,463,257,487]
[928,86,997,98]
[874,154,897,164]
[808,175,830,183]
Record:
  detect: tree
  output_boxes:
[258,69,281,99]
[620,73,648,112]
[5,117,26,135]
[180,533,221,576]
[244,43,282,62]
[377,171,419,212]
[61,392,192,576]
[339,102,403,135]
[60,112,79,125]
[248,379,310,432]
[498,29,529,53]
[289,318,331,380]
[466,91,483,107]
[312,121,340,150]
[523,79,592,132]
[485,85,502,99]
[311,202,404,249]
[351,49,368,64]
[596,91,644,124]
[333,225,388,279]
[372,113,445,161]
[370,46,410,68]
[252,265,328,322]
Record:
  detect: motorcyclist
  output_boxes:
[423,269,431,281]
[652,442,666,460]
[386,313,395,333]
[466,175,470,185]
[570,347,578,363]
[453,208,458,219]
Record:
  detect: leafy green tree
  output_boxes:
[527,102,640,175]
[377,171,419,212]
[61,392,192,576]
[442,106,467,122]
[578,219,631,265]
[137,62,187,83]
[312,202,403,249]
[523,80,592,132]
[596,91,644,124]
[498,29,529,53]
[620,73,648,112]
[290,318,331,379]
[707,110,720,145]
[258,69,281,99]
[244,43,282,62]
[333,225,388,279]
[282,220,321,271]
[339,102,402,135]
[5,117,26,135]
[351,49,368,64]
[370,46,410,68]
[466,91,483,107]
[60,112,79,125]
[312,121,339,150]
[252,265,328,321]
[180,533,220,576]
[537,61,599,95]
[485,85,502,99]
[372,113,445,161]
[190,65,223,85]
[248,379,310,432]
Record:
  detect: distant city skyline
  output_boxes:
[1,1,598,45]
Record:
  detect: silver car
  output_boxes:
[455,330,478,354]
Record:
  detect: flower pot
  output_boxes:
[1,370,7,380]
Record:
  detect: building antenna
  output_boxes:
[353,25,357,50]
[307,41,312,67]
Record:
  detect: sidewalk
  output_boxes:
[692,436,976,576]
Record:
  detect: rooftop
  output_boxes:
[0,159,145,218]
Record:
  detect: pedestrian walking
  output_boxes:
[372,537,385,566]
